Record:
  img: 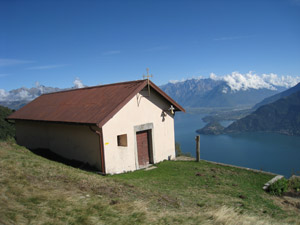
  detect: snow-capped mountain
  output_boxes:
[0,78,86,110]
[161,72,300,108]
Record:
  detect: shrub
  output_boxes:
[175,142,183,156]
[268,178,288,196]
[0,106,15,140]
[289,177,300,192]
[175,142,191,157]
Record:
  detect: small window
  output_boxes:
[117,134,127,147]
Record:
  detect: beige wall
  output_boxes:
[15,121,102,170]
[102,88,176,174]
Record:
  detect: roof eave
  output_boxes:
[9,118,97,127]
[148,80,185,113]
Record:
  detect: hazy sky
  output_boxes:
[1,0,300,90]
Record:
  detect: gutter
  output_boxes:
[89,126,106,174]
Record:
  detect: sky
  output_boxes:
[1,0,300,91]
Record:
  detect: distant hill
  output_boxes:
[160,78,223,107]
[253,82,300,109]
[0,85,62,110]
[196,121,225,135]
[0,105,15,140]
[225,90,300,136]
[0,100,31,110]
[0,83,87,110]
[160,78,284,108]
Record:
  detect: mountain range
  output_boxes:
[0,75,297,110]
[160,78,286,108]
[0,85,61,110]
[225,89,300,136]
[197,82,300,136]
[253,82,300,109]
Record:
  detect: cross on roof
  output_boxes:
[143,68,153,80]
[143,68,153,97]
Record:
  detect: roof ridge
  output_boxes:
[96,80,148,127]
[42,79,147,96]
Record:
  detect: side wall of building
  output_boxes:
[15,121,102,170]
[102,88,176,174]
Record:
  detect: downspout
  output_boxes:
[89,126,106,174]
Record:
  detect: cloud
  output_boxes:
[169,79,186,84]
[262,73,300,88]
[213,35,256,41]
[210,71,300,91]
[0,88,35,102]
[102,50,121,56]
[209,73,219,80]
[0,89,9,101]
[26,64,68,70]
[73,77,84,88]
[0,58,34,67]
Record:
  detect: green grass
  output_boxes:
[113,161,282,215]
[1,140,299,225]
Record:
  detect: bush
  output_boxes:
[268,178,288,196]
[289,177,300,192]
[175,142,191,157]
[0,106,15,140]
[175,142,183,156]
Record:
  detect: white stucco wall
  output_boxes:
[102,88,176,174]
[15,121,102,170]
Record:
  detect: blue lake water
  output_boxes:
[174,112,300,178]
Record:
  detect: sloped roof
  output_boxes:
[7,80,185,127]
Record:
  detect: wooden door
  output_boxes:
[136,130,150,167]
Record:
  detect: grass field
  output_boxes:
[1,140,299,224]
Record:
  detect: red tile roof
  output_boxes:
[7,80,185,127]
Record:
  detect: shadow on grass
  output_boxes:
[29,148,100,173]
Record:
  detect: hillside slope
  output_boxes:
[226,90,300,135]
[1,141,299,224]
[253,82,300,109]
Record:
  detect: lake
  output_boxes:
[174,112,300,178]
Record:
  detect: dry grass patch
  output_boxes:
[206,206,283,225]
[1,140,300,224]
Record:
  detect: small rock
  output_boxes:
[239,195,246,199]
[197,203,205,207]
[86,194,90,198]
[110,199,119,205]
